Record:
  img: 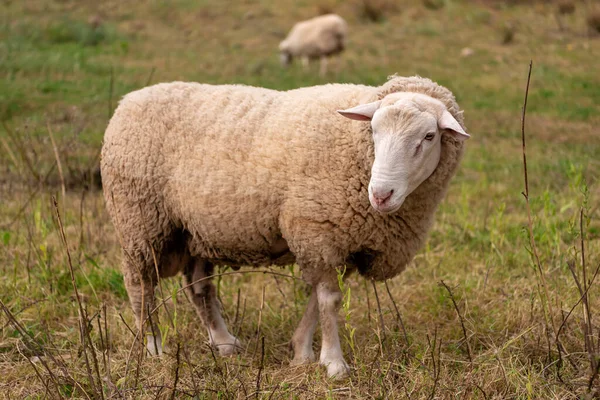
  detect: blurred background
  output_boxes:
[1,0,599,185]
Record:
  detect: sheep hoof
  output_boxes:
[290,352,316,366]
[214,337,242,357]
[322,359,350,379]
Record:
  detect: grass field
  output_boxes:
[1,0,599,398]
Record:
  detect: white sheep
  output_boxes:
[279,14,348,77]
[100,75,469,378]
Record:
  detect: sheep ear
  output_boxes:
[337,100,382,121]
[439,110,470,141]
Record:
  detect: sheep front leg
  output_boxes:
[301,56,310,70]
[317,281,349,378]
[124,271,162,356]
[183,259,241,356]
[290,289,318,365]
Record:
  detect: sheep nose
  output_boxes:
[372,188,393,206]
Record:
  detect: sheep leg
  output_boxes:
[317,280,349,378]
[124,271,162,356]
[301,56,309,70]
[319,56,328,77]
[290,289,318,365]
[183,259,241,356]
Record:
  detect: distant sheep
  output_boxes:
[279,14,348,76]
[101,75,469,379]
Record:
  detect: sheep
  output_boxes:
[279,14,348,77]
[100,75,469,379]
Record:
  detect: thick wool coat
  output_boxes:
[101,76,465,286]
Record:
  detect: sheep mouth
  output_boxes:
[370,199,404,214]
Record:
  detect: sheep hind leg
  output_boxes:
[317,280,349,379]
[290,289,318,365]
[319,56,328,77]
[124,271,162,356]
[183,259,241,356]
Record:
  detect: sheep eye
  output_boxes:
[424,132,435,141]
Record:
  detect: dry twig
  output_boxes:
[439,280,472,362]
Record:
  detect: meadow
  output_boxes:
[1,0,599,398]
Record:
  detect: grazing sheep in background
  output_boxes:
[101,75,469,378]
[279,14,348,77]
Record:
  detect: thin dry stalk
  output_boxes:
[520,61,558,341]
[366,350,379,393]
[384,280,409,347]
[364,280,372,324]
[121,321,145,392]
[371,280,386,354]
[96,310,107,374]
[439,280,472,362]
[108,67,114,119]
[426,327,442,400]
[16,341,57,399]
[0,163,56,230]
[252,286,266,359]
[83,147,102,189]
[234,297,247,340]
[475,384,488,400]
[118,312,138,339]
[494,355,510,399]
[47,121,66,203]
[24,210,54,292]
[272,275,287,301]
[0,136,22,177]
[207,343,230,396]
[0,298,47,331]
[579,209,597,378]
[266,383,281,400]
[5,304,61,398]
[145,66,156,87]
[102,303,119,398]
[233,288,241,328]
[2,120,40,181]
[78,189,86,256]
[565,254,600,391]
[255,336,265,400]
[0,298,89,398]
[52,196,104,399]
[169,343,181,400]
[589,359,600,391]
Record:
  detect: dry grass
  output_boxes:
[353,0,399,23]
[557,0,576,16]
[1,0,600,398]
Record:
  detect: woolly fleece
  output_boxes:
[101,76,466,286]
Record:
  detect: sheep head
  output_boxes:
[278,41,292,66]
[338,92,469,214]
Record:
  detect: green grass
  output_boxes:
[1,0,600,398]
